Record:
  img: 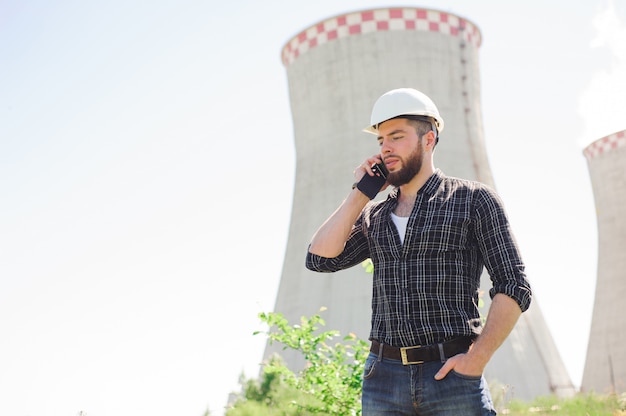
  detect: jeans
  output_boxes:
[362,352,496,415]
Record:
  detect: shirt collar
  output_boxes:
[387,169,444,201]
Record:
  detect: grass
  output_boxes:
[497,392,626,415]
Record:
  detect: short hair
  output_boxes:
[392,115,438,145]
[405,117,433,137]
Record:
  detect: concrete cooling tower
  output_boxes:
[266,7,574,400]
[582,129,626,394]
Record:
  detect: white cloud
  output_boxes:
[579,0,626,146]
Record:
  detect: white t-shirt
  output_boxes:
[390,212,409,244]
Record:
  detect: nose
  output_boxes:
[380,137,393,154]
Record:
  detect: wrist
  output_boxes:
[353,178,381,199]
[350,184,372,203]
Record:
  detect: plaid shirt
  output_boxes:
[306,169,532,348]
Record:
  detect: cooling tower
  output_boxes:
[582,129,626,394]
[267,7,574,400]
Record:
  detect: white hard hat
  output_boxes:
[364,88,444,136]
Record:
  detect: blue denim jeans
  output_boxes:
[362,352,496,415]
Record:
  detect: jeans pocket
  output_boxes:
[451,369,483,381]
[363,354,378,380]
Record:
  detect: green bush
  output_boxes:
[226,356,324,416]
[226,309,369,415]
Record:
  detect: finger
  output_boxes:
[364,156,383,175]
[353,164,368,182]
[357,162,374,176]
[434,360,454,380]
[356,156,382,177]
[369,155,384,166]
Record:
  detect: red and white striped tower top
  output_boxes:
[281,8,482,66]
[583,129,626,160]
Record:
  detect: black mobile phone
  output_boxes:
[356,161,388,199]
[371,161,388,178]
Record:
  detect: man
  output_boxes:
[305,88,531,415]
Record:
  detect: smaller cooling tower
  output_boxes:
[582,129,626,394]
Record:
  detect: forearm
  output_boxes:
[434,293,523,380]
[466,293,522,370]
[308,188,370,258]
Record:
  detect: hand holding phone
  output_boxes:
[355,161,388,199]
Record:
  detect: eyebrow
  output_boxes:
[378,129,406,141]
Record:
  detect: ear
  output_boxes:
[423,130,437,149]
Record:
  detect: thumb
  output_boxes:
[434,360,454,380]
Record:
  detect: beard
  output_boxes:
[386,141,424,187]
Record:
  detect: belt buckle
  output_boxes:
[400,345,423,365]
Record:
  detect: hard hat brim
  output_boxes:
[363,114,444,136]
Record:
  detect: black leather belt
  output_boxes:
[370,337,473,365]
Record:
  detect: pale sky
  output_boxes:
[1,1,625,415]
